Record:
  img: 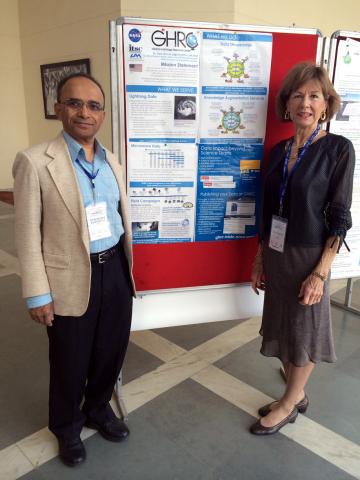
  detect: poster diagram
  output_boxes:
[195,144,261,241]
[198,31,272,142]
[127,140,197,243]
[195,31,272,241]
[122,25,272,244]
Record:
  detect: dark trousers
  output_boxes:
[47,244,133,441]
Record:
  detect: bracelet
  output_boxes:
[311,271,327,282]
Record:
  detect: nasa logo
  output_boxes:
[129,28,141,43]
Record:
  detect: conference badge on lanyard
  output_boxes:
[75,159,112,241]
[269,125,320,253]
[85,202,112,241]
[269,215,288,253]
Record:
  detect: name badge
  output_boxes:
[85,202,112,241]
[269,215,288,253]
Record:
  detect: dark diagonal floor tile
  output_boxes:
[215,309,360,445]
[123,341,163,385]
[153,318,245,351]
[19,412,214,480]
[0,275,49,449]
[20,379,356,480]
[0,217,16,255]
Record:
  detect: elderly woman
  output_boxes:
[250,62,355,435]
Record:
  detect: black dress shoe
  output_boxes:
[250,407,298,435]
[58,438,86,467]
[258,394,309,417]
[86,417,130,442]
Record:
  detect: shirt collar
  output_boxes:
[62,131,106,164]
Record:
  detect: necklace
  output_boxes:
[294,127,320,149]
[288,126,321,168]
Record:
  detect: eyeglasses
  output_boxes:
[59,98,104,112]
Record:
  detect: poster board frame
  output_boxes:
[327,30,360,315]
[109,17,322,331]
[111,17,322,294]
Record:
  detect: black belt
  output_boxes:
[90,244,118,264]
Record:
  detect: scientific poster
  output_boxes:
[330,38,360,279]
[195,31,272,241]
[122,24,272,244]
[195,144,261,241]
[123,24,200,243]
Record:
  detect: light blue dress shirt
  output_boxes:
[26,131,125,309]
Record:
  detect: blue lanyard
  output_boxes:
[278,125,320,216]
[75,158,99,190]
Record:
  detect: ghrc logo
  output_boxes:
[128,28,141,43]
[151,30,198,50]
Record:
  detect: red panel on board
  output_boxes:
[128,29,319,291]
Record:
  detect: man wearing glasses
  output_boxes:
[13,74,135,467]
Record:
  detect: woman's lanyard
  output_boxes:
[278,125,320,217]
[76,158,99,203]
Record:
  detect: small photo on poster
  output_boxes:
[174,96,197,121]
[132,221,159,242]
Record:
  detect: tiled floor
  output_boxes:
[1,200,359,480]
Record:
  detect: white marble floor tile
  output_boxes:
[194,365,360,480]
[16,425,99,471]
[1,316,358,479]
[187,316,261,364]
[288,416,360,480]
[130,330,186,362]
[0,444,33,480]
[0,213,14,221]
[17,428,57,468]
[192,365,273,418]
[123,318,260,413]
[123,353,209,413]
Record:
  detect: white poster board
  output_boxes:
[121,24,272,245]
[329,33,360,280]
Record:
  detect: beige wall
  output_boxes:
[121,0,360,36]
[18,0,120,150]
[1,0,360,190]
[120,0,236,23]
[0,0,29,189]
[234,0,360,37]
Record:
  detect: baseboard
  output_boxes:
[0,191,14,205]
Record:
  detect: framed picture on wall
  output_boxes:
[40,58,91,119]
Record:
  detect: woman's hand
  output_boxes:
[298,275,324,306]
[251,263,265,295]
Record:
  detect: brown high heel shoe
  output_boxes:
[250,407,298,435]
[258,394,309,417]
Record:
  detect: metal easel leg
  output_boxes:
[344,277,353,307]
[114,369,129,422]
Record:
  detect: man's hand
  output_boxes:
[29,302,55,326]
